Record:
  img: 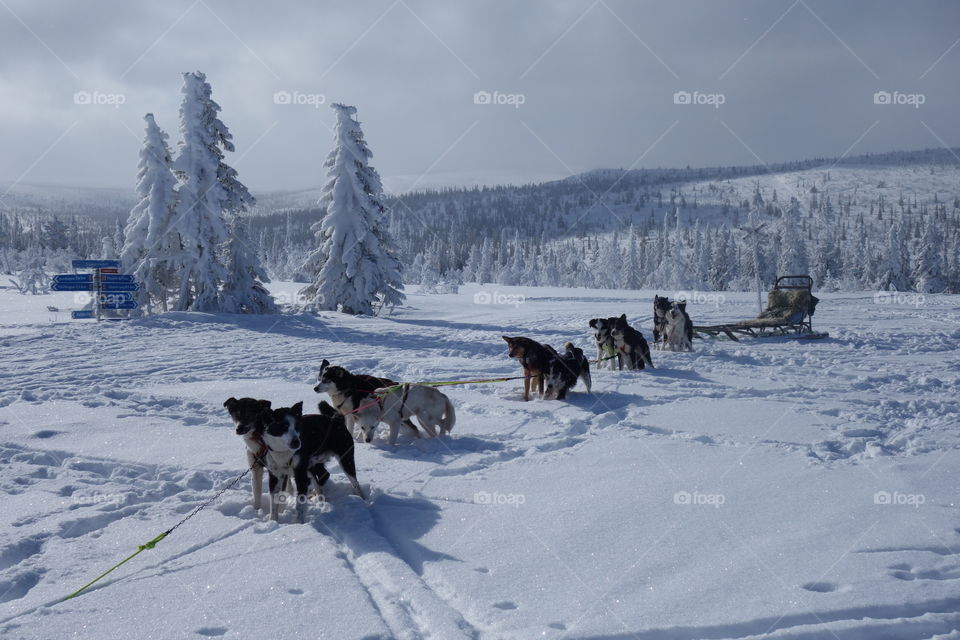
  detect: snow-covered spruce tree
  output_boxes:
[912,216,946,293]
[221,215,278,313]
[811,196,840,289]
[417,244,440,294]
[463,244,481,284]
[596,236,621,289]
[620,227,641,290]
[778,198,808,276]
[300,104,404,315]
[476,238,493,285]
[121,113,182,314]
[172,71,272,313]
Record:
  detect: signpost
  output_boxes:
[99,282,140,292]
[54,260,140,321]
[72,259,121,270]
[51,281,95,292]
[100,300,138,310]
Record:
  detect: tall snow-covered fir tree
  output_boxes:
[171,71,272,313]
[121,113,182,314]
[778,197,808,276]
[912,216,946,293]
[300,103,405,315]
[221,215,278,313]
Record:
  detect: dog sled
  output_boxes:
[693,275,828,341]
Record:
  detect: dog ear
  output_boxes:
[292,401,303,416]
[502,336,511,344]
[224,397,237,409]
[319,359,329,374]
[619,313,627,321]
[678,301,687,311]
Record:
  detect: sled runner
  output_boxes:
[694,275,828,341]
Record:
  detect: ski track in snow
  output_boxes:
[0,286,959,639]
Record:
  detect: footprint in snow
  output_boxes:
[195,628,228,637]
[493,601,518,610]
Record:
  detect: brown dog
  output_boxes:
[502,336,557,401]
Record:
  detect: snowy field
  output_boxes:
[0,283,958,640]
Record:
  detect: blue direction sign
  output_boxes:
[72,259,121,269]
[100,282,140,292]
[100,274,136,283]
[51,281,95,292]
[101,300,138,310]
[52,274,93,284]
[71,310,96,319]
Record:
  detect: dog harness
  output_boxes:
[252,435,269,466]
[398,384,411,419]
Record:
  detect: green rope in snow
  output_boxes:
[63,466,252,602]
[375,375,533,396]
[63,531,168,601]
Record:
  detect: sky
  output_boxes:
[0,0,958,194]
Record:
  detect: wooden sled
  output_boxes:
[694,275,828,342]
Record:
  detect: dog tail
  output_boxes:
[441,395,456,434]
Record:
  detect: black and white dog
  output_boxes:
[588,317,619,369]
[223,397,272,511]
[314,359,413,441]
[262,401,365,523]
[665,303,694,351]
[543,343,593,400]
[654,295,693,350]
[315,361,454,445]
[611,314,655,370]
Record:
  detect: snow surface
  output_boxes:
[0,283,959,639]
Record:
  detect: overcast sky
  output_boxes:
[0,0,958,193]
